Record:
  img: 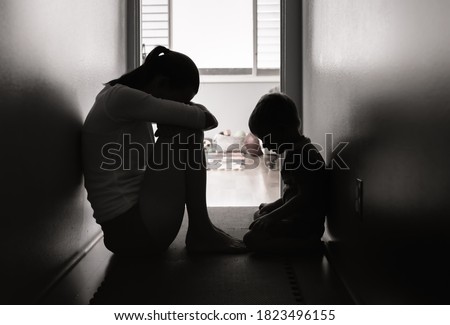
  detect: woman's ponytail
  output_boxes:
[142,45,171,78]
[107,45,199,94]
[144,45,170,65]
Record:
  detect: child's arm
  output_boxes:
[254,198,284,219]
[250,194,304,230]
[259,198,284,213]
[251,145,326,231]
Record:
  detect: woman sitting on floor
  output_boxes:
[82,46,246,256]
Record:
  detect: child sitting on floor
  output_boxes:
[243,93,327,253]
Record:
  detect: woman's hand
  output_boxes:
[204,110,218,130]
[191,102,218,130]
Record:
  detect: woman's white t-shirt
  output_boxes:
[82,84,205,224]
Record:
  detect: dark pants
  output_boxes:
[100,203,162,256]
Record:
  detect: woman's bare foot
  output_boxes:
[185,226,247,254]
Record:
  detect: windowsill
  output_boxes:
[200,74,280,84]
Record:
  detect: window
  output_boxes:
[141,0,170,55]
[141,0,280,76]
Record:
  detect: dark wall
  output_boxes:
[303,0,450,302]
[0,0,126,303]
[281,0,303,116]
[304,0,450,244]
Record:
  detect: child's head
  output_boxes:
[109,46,199,103]
[248,93,301,151]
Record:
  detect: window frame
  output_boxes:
[137,0,280,81]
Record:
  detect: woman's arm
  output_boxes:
[105,84,209,130]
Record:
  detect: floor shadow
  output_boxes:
[91,207,304,305]
[90,250,300,305]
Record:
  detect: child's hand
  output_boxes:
[253,204,272,220]
[254,200,283,220]
[253,204,268,220]
[259,203,274,215]
[249,214,276,231]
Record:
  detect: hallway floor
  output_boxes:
[206,154,280,207]
[41,207,353,305]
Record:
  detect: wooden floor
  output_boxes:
[206,155,280,206]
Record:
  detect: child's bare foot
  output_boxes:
[186,226,247,254]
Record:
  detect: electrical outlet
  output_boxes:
[355,178,363,219]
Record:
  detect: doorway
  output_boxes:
[138,0,282,206]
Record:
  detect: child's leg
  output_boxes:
[139,128,246,253]
[244,219,323,254]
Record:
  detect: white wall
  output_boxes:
[194,81,279,138]
[0,0,126,303]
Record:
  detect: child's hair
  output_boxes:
[108,46,200,93]
[249,92,301,136]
